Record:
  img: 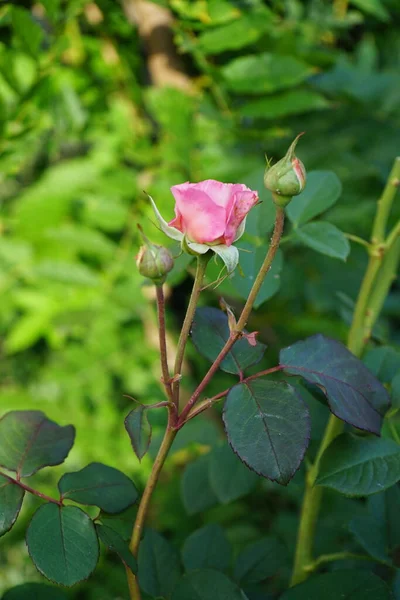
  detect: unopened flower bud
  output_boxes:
[264,133,306,207]
[136,226,174,285]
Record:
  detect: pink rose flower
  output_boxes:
[168,180,258,246]
[148,179,258,273]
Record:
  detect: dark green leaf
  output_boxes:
[280,570,392,599]
[222,53,312,95]
[172,569,244,600]
[231,245,283,308]
[11,8,44,57]
[0,411,75,477]
[239,90,329,120]
[391,373,400,408]
[59,462,138,514]
[349,515,389,562]
[316,433,400,495]
[223,380,310,484]
[125,406,152,461]
[182,524,231,572]
[26,504,99,586]
[242,168,276,237]
[286,171,342,226]
[234,536,287,584]
[364,346,400,382]
[368,484,400,555]
[209,444,258,504]
[191,308,266,375]
[181,454,218,515]
[96,523,137,573]
[280,334,390,434]
[294,222,350,261]
[99,505,137,542]
[0,474,24,537]
[3,583,68,599]
[138,529,181,598]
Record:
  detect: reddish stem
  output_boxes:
[155,285,174,405]
[0,470,63,506]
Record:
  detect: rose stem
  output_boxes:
[178,206,285,426]
[172,253,210,404]
[290,157,400,586]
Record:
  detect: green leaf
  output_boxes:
[138,529,181,599]
[231,244,283,308]
[294,222,350,261]
[181,454,218,515]
[209,443,258,504]
[58,462,138,514]
[391,373,400,408]
[234,536,287,584]
[349,515,389,562]
[191,308,266,375]
[182,524,231,572]
[198,11,272,54]
[26,504,99,586]
[316,433,400,496]
[0,411,75,477]
[280,570,392,599]
[98,506,137,542]
[239,90,329,120]
[280,334,390,435]
[0,474,25,537]
[96,523,137,573]
[286,171,342,226]
[125,406,152,461]
[3,583,68,599]
[242,167,276,237]
[223,380,310,484]
[350,0,390,21]
[11,8,44,57]
[171,569,244,600]
[222,53,312,95]
[364,346,400,382]
[368,484,400,555]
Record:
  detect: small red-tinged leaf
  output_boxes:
[280,334,390,435]
[0,474,25,536]
[58,463,138,514]
[96,523,137,573]
[0,411,75,477]
[125,406,152,461]
[223,379,310,485]
[26,504,99,586]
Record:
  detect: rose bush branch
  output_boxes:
[0,470,62,506]
[129,136,306,600]
[290,156,400,587]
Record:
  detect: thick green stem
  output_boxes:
[127,426,177,600]
[290,158,400,587]
[172,254,209,402]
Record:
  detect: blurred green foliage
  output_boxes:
[0,0,400,598]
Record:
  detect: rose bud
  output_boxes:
[136,227,174,285]
[147,180,259,274]
[264,133,306,207]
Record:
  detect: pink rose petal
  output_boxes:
[170,186,227,244]
[224,190,259,245]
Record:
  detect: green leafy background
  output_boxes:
[1,0,400,598]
